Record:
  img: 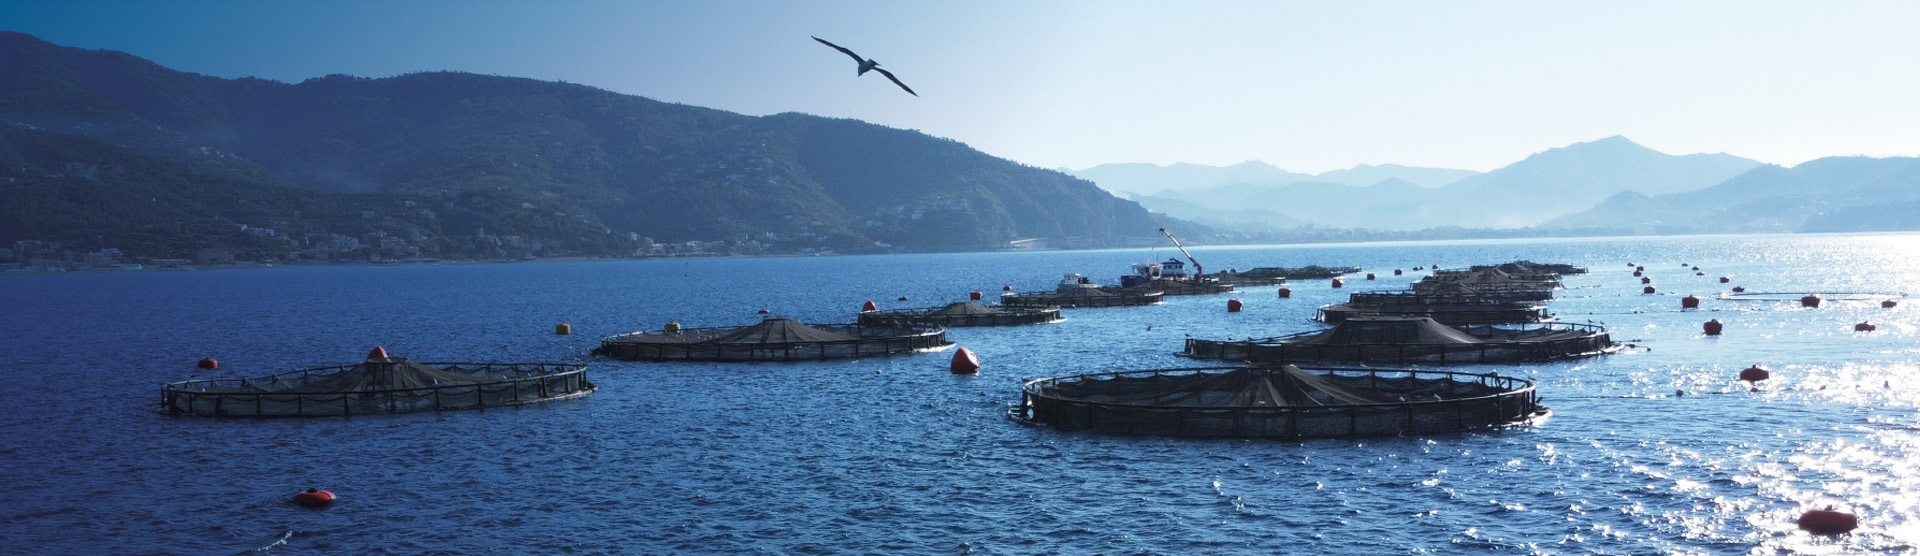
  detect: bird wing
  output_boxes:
[812,36,866,64]
[873,67,918,96]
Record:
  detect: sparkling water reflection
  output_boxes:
[0,233,1916,555]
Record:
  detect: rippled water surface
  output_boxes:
[4,233,1919,555]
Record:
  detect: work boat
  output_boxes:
[1057,273,1102,293]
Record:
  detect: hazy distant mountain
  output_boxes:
[0,31,1179,259]
[1069,161,1313,195]
[1095,136,1762,232]
[1546,156,1920,234]
[1313,164,1477,188]
[1123,192,1309,230]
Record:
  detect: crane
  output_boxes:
[1159,228,1202,279]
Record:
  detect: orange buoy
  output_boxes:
[969,291,983,301]
[1641,276,1651,284]
[1227,299,1243,312]
[1719,276,1730,283]
[1738,365,1767,382]
[555,323,572,335]
[861,300,877,312]
[1732,286,1746,293]
[366,346,390,362]
[1855,322,1876,332]
[1277,287,1292,298]
[1633,270,1643,277]
[1704,319,1723,335]
[1681,295,1700,309]
[293,488,336,508]
[950,347,980,374]
[1798,507,1859,535]
[1882,300,1898,309]
[1393,269,1403,276]
[1331,278,1343,288]
[1365,273,1376,280]
[1801,295,1822,308]
[1643,286,1656,294]
[197,357,218,369]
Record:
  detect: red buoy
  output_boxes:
[1801,295,1822,308]
[950,347,980,374]
[757,309,769,314]
[1641,276,1651,284]
[1882,300,1898,309]
[1003,285,1012,291]
[861,300,877,312]
[1798,507,1859,535]
[1277,287,1292,298]
[1633,270,1643,277]
[1739,365,1767,382]
[1365,273,1376,280]
[1704,319,1723,335]
[1732,286,1746,293]
[1719,276,1730,283]
[1644,286,1656,294]
[197,357,218,369]
[1681,295,1700,309]
[366,346,390,362]
[1227,299,1243,312]
[1635,266,1644,272]
[1855,322,1876,332]
[1331,278,1344,288]
[969,291,983,301]
[1393,269,1403,276]
[293,488,336,508]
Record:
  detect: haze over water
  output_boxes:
[3,233,1918,555]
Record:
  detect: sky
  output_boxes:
[5,0,1920,173]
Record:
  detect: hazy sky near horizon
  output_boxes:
[6,0,1919,173]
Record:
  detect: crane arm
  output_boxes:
[1159,228,1202,277]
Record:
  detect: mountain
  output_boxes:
[1545,156,1920,234]
[0,31,1177,261]
[1413,136,1761,228]
[1069,161,1314,195]
[1312,164,1477,188]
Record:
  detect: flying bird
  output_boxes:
[812,36,917,96]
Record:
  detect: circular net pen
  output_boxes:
[161,348,593,417]
[1014,364,1544,438]
[593,317,950,362]
[1414,270,1559,300]
[1185,315,1617,364]
[858,301,1063,327]
[1119,278,1235,296]
[1000,288,1163,309]
[1317,295,1550,325]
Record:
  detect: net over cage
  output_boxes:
[161,347,594,417]
[1184,315,1617,364]
[858,301,1062,327]
[1016,364,1543,438]
[594,317,950,361]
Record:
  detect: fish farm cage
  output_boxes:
[857,301,1063,327]
[1316,301,1549,325]
[1000,289,1164,309]
[1184,316,1617,364]
[593,317,950,362]
[161,357,593,417]
[1014,364,1544,438]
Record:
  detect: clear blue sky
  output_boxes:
[5,0,1918,173]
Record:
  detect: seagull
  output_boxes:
[812,36,917,96]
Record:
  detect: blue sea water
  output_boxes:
[3,233,1919,555]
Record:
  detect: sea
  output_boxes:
[2,233,1918,556]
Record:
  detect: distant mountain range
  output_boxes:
[0,31,1179,261]
[1072,136,1919,234]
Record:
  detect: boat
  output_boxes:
[1001,274,1164,308]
